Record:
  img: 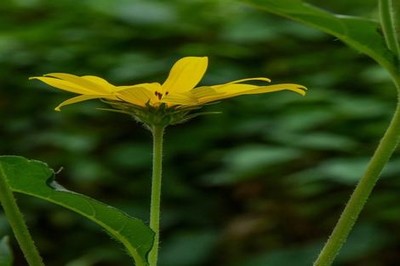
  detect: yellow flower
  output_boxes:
[31,56,306,112]
[31,56,306,127]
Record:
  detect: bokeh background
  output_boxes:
[1,0,400,265]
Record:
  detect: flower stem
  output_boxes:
[314,73,400,265]
[0,166,45,266]
[148,125,165,266]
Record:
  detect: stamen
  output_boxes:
[154,91,163,100]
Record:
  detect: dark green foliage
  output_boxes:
[1,0,399,265]
[0,236,13,266]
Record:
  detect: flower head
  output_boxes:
[31,56,306,126]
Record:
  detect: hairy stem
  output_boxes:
[314,2,400,263]
[0,166,45,266]
[314,71,400,265]
[148,125,165,266]
[379,0,400,57]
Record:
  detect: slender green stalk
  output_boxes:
[314,2,400,264]
[314,101,400,266]
[314,75,400,266]
[379,0,400,57]
[148,125,165,266]
[0,166,45,266]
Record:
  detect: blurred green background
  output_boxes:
[1,0,400,265]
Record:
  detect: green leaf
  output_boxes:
[245,0,397,72]
[0,156,154,266]
[0,236,13,266]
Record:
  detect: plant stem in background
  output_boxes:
[314,97,400,266]
[0,166,45,266]
[148,125,165,266]
[379,0,400,57]
[314,2,400,264]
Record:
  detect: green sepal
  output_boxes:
[103,100,220,128]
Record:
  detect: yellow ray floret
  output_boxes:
[31,56,306,111]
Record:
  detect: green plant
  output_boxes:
[244,0,400,265]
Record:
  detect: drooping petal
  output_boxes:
[218,77,271,85]
[190,77,272,103]
[82,75,118,92]
[55,94,116,111]
[45,73,117,94]
[30,76,93,94]
[195,83,306,104]
[161,56,208,93]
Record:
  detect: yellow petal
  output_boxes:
[217,77,271,86]
[161,86,231,107]
[30,76,93,94]
[116,85,159,107]
[195,77,271,103]
[161,56,208,93]
[118,82,161,92]
[45,73,116,94]
[198,83,306,104]
[82,75,118,92]
[55,94,115,111]
[190,86,223,98]
[161,92,198,106]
